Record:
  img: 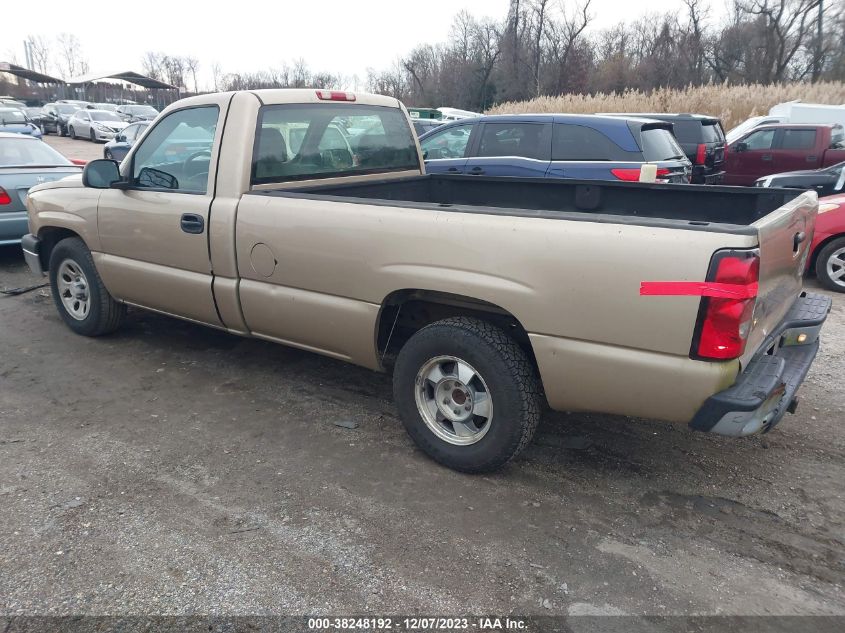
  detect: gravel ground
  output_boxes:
[0,141,843,618]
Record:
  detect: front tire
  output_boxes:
[89,129,96,142]
[393,317,541,473]
[58,123,66,137]
[69,126,76,139]
[49,237,126,336]
[815,237,845,293]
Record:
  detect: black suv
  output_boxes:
[601,113,726,184]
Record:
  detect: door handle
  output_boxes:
[807,155,817,162]
[180,213,205,234]
[761,154,772,161]
[469,166,485,175]
[447,167,460,173]
[793,231,806,252]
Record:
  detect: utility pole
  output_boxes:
[813,0,824,82]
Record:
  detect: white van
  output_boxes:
[726,101,845,144]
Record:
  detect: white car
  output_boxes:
[67,109,128,143]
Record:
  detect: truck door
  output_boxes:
[464,122,551,177]
[95,102,227,325]
[419,123,475,174]
[773,127,819,173]
[724,128,777,185]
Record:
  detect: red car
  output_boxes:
[809,193,845,292]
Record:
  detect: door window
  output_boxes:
[553,124,628,160]
[743,129,775,150]
[420,124,473,160]
[131,106,218,194]
[122,124,139,142]
[477,123,546,160]
[779,129,817,150]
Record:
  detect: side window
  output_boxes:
[831,128,845,149]
[553,124,627,161]
[131,106,218,194]
[420,124,473,160]
[477,123,546,159]
[743,129,775,151]
[780,129,817,150]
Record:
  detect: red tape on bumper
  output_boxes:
[640,281,758,299]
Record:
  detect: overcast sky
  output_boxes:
[8,0,731,91]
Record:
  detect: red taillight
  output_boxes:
[611,167,672,181]
[694,252,760,360]
[315,90,356,102]
[0,186,11,205]
[695,143,707,165]
[71,158,87,166]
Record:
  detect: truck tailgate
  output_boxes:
[743,191,817,366]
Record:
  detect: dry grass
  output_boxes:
[487,82,845,130]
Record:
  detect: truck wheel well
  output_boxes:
[809,233,845,271]
[376,289,537,371]
[37,227,80,270]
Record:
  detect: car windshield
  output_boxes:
[0,137,73,166]
[56,104,78,114]
[129,106,158,115]
[90,111,122,122]
[0,109,27,124]
[640,127,686,161]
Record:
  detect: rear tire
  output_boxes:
[392,317,541,473]
[815,237,845,293]
[49,237,126,336]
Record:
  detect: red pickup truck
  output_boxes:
[724,123,845,186]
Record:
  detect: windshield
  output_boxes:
[640,127,686,161]
[0,109,27,124]
[0,137,73,166]
[90,111,122,122]
[252,104,419,184]
[129,105,158,115]
[57,104,78,114]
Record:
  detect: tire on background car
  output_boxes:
[392,316,541,473]
[69,126,76,139]
[815,236,845,293]
[89,129,96,142]
[58,123,65,137]
[48,237,126,336]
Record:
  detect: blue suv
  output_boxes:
[418,114,691,183]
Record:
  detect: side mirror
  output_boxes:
[422,150,428,160]
[82,159,121,188]
[734,142,748,153]
[115,134,125,143]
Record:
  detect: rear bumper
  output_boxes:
[0,212,28,246]
[690,291,831,437]
[21,233,44,276]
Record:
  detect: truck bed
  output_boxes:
[252,174,803,232]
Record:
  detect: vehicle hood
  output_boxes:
[765,166,829,179]
[0,123,39,135]
[92,120,129,131]
[27,173,84,195]
[0,167,83,212]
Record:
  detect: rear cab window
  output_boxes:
[252,104,419,184]
[829,126,844,149]
[779,129,817,150]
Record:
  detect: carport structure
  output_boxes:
[67,71,179,109]
[0,62,65,102]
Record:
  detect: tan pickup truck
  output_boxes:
[22,89,831,472]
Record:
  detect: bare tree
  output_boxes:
[185,56,200,93]
[24,35,52,75]
[211,62,222,92]
[56,33,89,79]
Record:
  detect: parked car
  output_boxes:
[0,132,82,245]
[103,121,150,160]
[116,104,159,123]
[0,98,27,111]
[726,115,786,145]
[756,161,845,197]
[802,194,845,292]
[25,106,46,128]
[67,109,129,142]
[419,114,691,182]
[723,123,845,186]
[0,107,43,139]
[601,113,726,184]
[41,102,82,136]
[727,103,845,145]
[21,89,829,472]
[57,99,91,108]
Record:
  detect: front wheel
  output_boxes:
[89,128,96,142]
[69,126,76,139]
[49,237,126,336]
[393,317,541,473]
[58,123,66,137]
[815,237,845,292]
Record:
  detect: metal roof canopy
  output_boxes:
[0,62,64,84]
[68,71,177,90]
